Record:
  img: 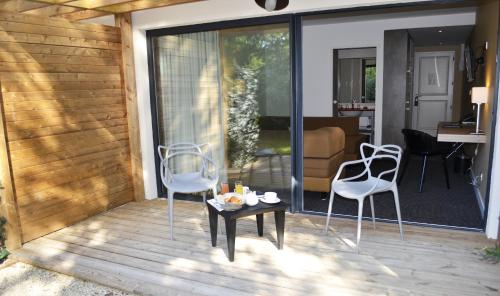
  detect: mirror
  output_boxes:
[333,47,376,104]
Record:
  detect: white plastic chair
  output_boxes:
[324,143,404,252]
[159,144,218,240]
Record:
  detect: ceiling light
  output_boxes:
[255,0,289,12]
[438,29,444,33]
[265,0,276,11]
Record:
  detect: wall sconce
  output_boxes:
[471,86,488,135]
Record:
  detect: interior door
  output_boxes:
[412,51,454,136]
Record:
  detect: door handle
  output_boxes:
[414,95,419,106]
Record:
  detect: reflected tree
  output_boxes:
[222,30,290,168]
[227,67,260,168]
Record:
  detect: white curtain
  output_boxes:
[154,31,225,177]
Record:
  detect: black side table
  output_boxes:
[206,200,288,262]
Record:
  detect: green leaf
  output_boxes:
[483,246,500,263]
[0,247,9,260]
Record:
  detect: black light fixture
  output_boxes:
[255,0,289,12]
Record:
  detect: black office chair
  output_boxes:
[398,129,452,192]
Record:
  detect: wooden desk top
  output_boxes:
[437,122,487,143]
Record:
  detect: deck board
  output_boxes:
[12,199,500,296]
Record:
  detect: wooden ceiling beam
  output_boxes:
[0,0,51,13]
[63,0,135,10]
[16,0,51,12]
[95,0,203,13]
[59,8,109,21]
[22,4,82,17]
[25,0,75,4]
[27,0,202,13]
[9,0,202,20]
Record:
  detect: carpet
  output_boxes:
[304,156,483,228]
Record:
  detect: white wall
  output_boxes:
[131,0,433,199]
[302,8,476,145]
[486,80,500,239]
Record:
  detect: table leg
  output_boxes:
[208,206,218,247]
[225,218,237,262]
[256,214,263,237]
[274,210,285,250]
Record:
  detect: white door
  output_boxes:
[412,51,454,136]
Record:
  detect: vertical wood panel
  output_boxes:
[0,11,136,243]
[0,85,22,249]
[116,12,144,202]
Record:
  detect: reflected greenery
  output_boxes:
[222,28,291,168]
[365,66,376,102]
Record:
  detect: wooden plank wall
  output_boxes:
[0,11,135,243]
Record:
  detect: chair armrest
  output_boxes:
[332,159,368,183]
[201,155,219,181]
[157,145,167,162]
[160,159,173,186]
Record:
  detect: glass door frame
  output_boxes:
[146,15,303,212]
[144,1,500,232]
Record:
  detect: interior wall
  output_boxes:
[382,30,410,147]
[414,45,465,121]
[471,0,500,239]
[302,8,476,145]
[0,12,134,242]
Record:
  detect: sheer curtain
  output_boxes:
[154,31,225,177]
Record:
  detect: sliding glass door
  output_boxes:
[150,22,292,203]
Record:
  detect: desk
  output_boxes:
[437,122,487,143]
[437,122,486,159]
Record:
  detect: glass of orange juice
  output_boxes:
[221,183,229,194]
[234,181,243,194]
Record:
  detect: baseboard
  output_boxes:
[469,170,485,217]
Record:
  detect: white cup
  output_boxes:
[264,192,277,201]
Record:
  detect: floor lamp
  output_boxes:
[471,86,488,135]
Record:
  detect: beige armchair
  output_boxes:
[303,127,345,193]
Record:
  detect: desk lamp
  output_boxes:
[471,87,488,135]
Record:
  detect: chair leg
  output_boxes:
[212,185,222,234]
[442,156,450,189]
[168,191,174,240]
[324,189,335,233]
[369,195,375,230]
[356,198,364,253]
[397,151,410,185]
[202,191,207,217]
[392,185,404,240]
[268,156,273,185]
[419,155,428,193]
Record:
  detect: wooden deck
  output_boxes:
[12,199,500,296]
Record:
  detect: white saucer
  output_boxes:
[259,197,280,204]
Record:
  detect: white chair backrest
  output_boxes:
[360,143,402,183]
[158,143,215,184]
[157,143,208,162]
